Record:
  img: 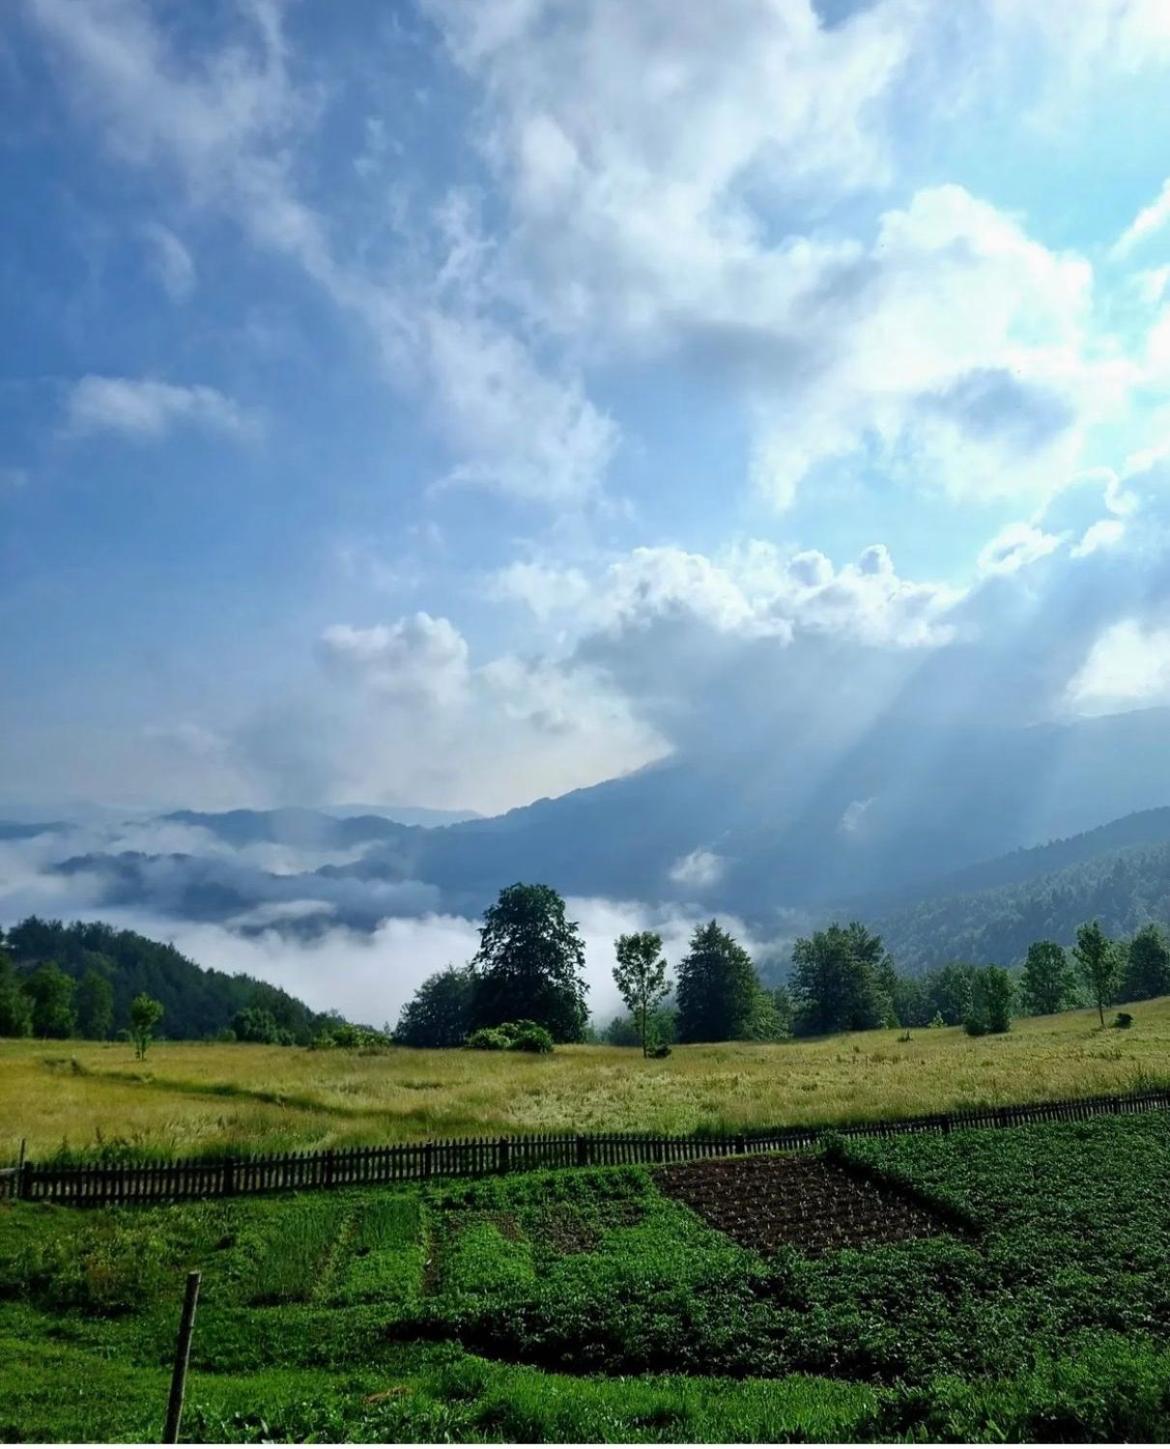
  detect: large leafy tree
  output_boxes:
[0,951,32,1038]
[1073,920,1122,1028]
[922,963,977,1027]
[976,965,1014,1034]
[395,965,474,1048]
[612,932,670,1056]
[675,920,760,1043]
[77,967,115,1040]
[790,922,890,1036]
[1125,924,1170,1002]
[470,884,589,1042]
[22,960,76,1039]
[1021,941,1072,1016]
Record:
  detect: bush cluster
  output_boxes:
[465,1019,554,1053]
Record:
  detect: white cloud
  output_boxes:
[977,522,1062,576]
[1114,178,1170,258]
[29,0,615,507]
[66,376,253,439]
[668,848,725,889]
[839,797,875,836]
[318,614,471,709]
[423,310,618,503]
[143,221,195,299]
[1066,618,1170,713]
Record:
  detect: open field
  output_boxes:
[4,1112,1170,1441]
[3,995,1170,1162]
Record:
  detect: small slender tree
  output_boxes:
[613,932,670,1056]
[129,993,164,1060]
[1073,921,1121,1028]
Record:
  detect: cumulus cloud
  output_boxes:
[318,614,471,709]
[1066,619,1170,713]
[66,376,253,440]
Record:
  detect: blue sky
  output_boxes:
[4,0,1170,816]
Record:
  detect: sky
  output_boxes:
[4,0,1170,819]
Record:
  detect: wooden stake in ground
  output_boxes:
[163,1270,201,1444]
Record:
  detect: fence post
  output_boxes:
[424,1142,433,1179]
[941,1114,951,1135]
[163,1270,201,1444]
[498,1137,510,1174]
[15,1139,27,1200]
[735,1134,747,1156]
[576,1134,588,1168]
[323,1149,335,1188]
[222,1158,236,1197]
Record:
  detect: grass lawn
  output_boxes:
[4,1112,1170,1441]
[3,994,1169,1162]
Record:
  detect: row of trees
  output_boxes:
[394,884,781,1050]
[0,952,165,1054]
[395,881,1170,1050]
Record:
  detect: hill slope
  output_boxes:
[876,839,1170,972]
[3,917,336,1042]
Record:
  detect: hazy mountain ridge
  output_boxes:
[874,837,1170,974]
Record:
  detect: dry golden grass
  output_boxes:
[3,995,1169,1161]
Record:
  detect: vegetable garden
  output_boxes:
[4,1111,1170,1441]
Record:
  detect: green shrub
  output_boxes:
[510,1022,554,1054]
[466,1020,554,1052]
[466,1026,513,1051]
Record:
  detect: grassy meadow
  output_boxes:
[3,994,1169,1162]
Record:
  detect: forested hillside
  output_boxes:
[1,917,334,1042]
[878,842,1170,973]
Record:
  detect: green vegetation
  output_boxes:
[676,919,761,1042]
[5,1111,1170,1441]
[129,994,164,1061]
[877,837,1170,972]
[465,1020,554,1053]
[613,931,670,1056]
[393,965,473,1048]
[469,883,589,1042]
[2,918,342,1044]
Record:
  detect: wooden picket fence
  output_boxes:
[4,1085,1169,1207]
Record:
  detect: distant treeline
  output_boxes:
[0,917,347,1044]
[396,883,1170,1050]
[878,842,1170,973]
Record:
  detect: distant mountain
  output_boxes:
[321,803,482,827]
[874,834,1170,974]
[163,807,419,850]
[896,807,1170,903]
[0,820,64,840]
[3,917,340,1041]
[24,708,1170,933]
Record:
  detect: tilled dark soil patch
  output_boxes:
[655,1152,953,1257]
